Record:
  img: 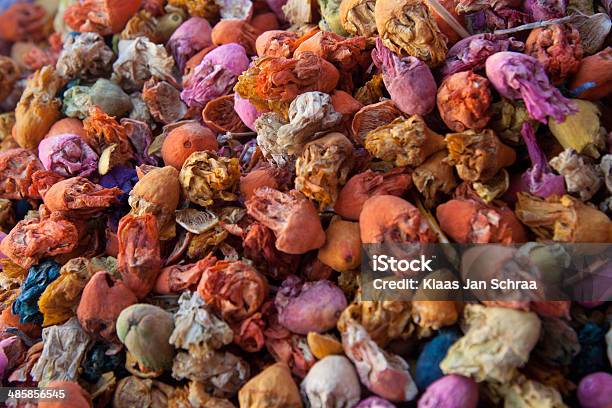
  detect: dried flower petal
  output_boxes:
[0,56,20,101]
[12,260,61,324]
[238,363,303,408]
[548,99,605,159]
[413,151,458,207]
[549,149,602,201]
[211,19,261,55]
[340,0,378,36]
[55,32,114,80]
[300,355,361,408]
[437,71,491,131]
[43,177,121,216]
[179,151,240,207]
[142,78,186,124]
[37,134,98,178]
[351,100,402,145]
[0,148,44,200]
[64,0,142,35]
[168,17,212,72]
[523,0,566,21]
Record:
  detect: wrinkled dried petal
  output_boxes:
[56,32,114,80]
[351,100,402,145]
[142,78,186,124]
[340,0,378,36]
[203,94,248,133]
[64,0,142,35]
[0,148,44,200]
[12,260,61,324]
[211,19,261,55]
[549,149,602,201]
[179,151,240,207]
[437,71,491,132]
[167,17,212,72]
[43,177,121,216]
[243,223,299,279]
[0,57,20,101]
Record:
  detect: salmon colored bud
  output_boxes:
[0,148,44,200]
[255,30,300,57]
[437,71,492,132]
[331,90,364,118]
[569,47,612,101]
[240,164,289,201]
[39,381,92,408]
[211,19,262,55]
[45,118,87,139]
[251,12,280,32]
[43,177,122,216]
[238,363,303,408]
[360,195,436,244]
[318,218,361,272]
[161,123,218,170]
[64,0,142,35]
[294,31,368,72]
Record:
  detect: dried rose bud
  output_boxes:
[161,122,218,170]
[360,195,436,244]
[413,151,457,208]
[568,47,612,101]
[515,193,612,242]
[197,259,268,323]
[335,168,412,220]
[117,214,162,299]
[485,52,576,124]
[119,10,163,43]
[355,397,397,408]
[255,30,300,57]
[548,99,605,159]
[246,187,325,254]
[43,177,121,215]
[342,319,418,402]
[0,56,20,101]
[116,304,175,372]
[351,100,402,145]
[56,32,114,80]
[307,332,343,359]
[64,0,142,35]
[295,132,354,210]
[0,148,44,200]
[340,0,378,36]
[549,149,602,201]
[437,198,527,243]
[372,39,436,116]
[179,151,240,207]
[234,93,265,131]
[445,129,516,182]
[412,301,458,330]
[167,17,212,72]
[251,12,280,32]
[275,276,347,335]
[523,0,566,21]
[82,106,133,162]
[366,116,445,167]
[211,19,261,56]
[294,31,368,72]
[318,218,361,271]
[238,363,303,408]
[38,134,98,178]
[77,271,137,342]
[142,78,186,124]
[240,164,289,201]
[203,94,248,134]
[577,372,612,408]
[375,0,448,67]
[38,381,92,408]
[417,375,478,408]
[437,71,491,132]
[300,355,361,407]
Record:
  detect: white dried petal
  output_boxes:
[549,148,603,201]
[175,208,219,234]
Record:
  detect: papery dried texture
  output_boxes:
[63,79,133,119]
[548,98,605,159]
[38,258,96,327]
[234,52,340,115]
[0,217,78,270]
[64,0,142,35]
[515,193,612,242]
[489,99,535,144]
[142,78,186,124]
[340,0,378,36]
[485,52,576,124]
[413,151,457,207]
[342,319,418,402]
[240,164,290,201]
[203,95,248,134]
[577,372,612,408]
[374,0,448,67]
[55,32,113,80]
[218,0,253,19]
[243,223,299,280]
[319,0,348,34]
[120,10,163,43]
[365,116,446,167]
[372,38,436,116]
[77,271,137,342]
[43,177,121,215]
[334,168,411,220]
[464,5,529,31]
[117,214,162,299]
[122,119,156,167]
[255,30,299,58]
[525,24,582,85]
[254,113,292,167]
[13,66,63,149]
[167,17,212,73]
[231,312,265,352]
[523,0,566,21]
[168,0,219,20]
[412,301,458,331]
[82,106,133,160]
[275,276,347,335]
[417,374,478,408]
[38,381,92,408]
[0,148,44,200]
[445,129,516,182]
[116,304,175,372]
[197,259,267,323]
[294,30,368,73]
[246,187,325,254]
[111,37,175,92]
[295,132,354,210]
[440,305,541,382]
[300,355,361,408]
[318,218,361,271]
[282,0,317,24]
[238,362,303,408]
[549,148,602,200]
[0,57,20,101]
[179,151,240,207]
[437,71,491,131]
[360,195,436,244]
[113,375,177,408]
[568,47,612,100]
[161,123,218,170]
[128,91,155,125]
[494,375,567,408]
[211,19,261,56]
[37,134,98,178]
[181,43,249,109]
[438,198,527,243]
[351,100,402,145]
[31,318,91,387]
[10,260,61,325]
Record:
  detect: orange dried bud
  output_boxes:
[202,94,249,133]
[294,31,368,72]
[568,47,612,101]
[43,177,122,216]
[436,71,492,132]
[161,123,218,170]
[64,0,142,35]
[242,223,299,280]
[45,118,86,139]
[360,195,436,244]
[351,100,402,145]
[255,30,300,58]
[318,218,361,272]
[117,214,162,299]
[412,300,458,330]
[211,19,262,55]
[331,90,364,117]
[240,164,290,201]
[154,254,216,294]
[82,106,133,158]
[251,12,280,32]
[0,148,44,200]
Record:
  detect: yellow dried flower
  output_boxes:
[180,151,240,207]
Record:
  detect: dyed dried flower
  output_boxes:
[43,177,121,215]
[11,260,61,324]
[318,218,361,271]
[55,32,114,80]
[0,148,44,200]
[294,31,368,73]
[64,0,142,35]
[167,17,212,72]
[372,38,436,116]
[437,71,491,131]
[335,168,412,220]
[161,122,218,170]
[577,372,612,408]
[351,100,402,145]
[139,78,185,124]
[412,300,458,331]
[445,129,516,182]
[549,148,602,201]
[242,222,299,280]
[485,52,576,124]
[240,164,290,202]
[211,19,261,56]
[282,0,318,24]
[0,56,20,101]
[306,332,343,359]
[568,47,612,101]
[548,99,605,159]
[340,0,378,37]
[355,397,396,408]
[37,134,98,178]
[168,0,219,20]
[417,374,478,408]
[179,151,240,207]
[413,151,457,207]
[238,363,303,408]
[63,79,133,119]
[202,94,248,134]
[374,0,448,67]
[246,187,326,254]
[300,355,361,408]
[234,93,264,131]
[255,30,299,58]
[112,375,177,408]
[523,0,566,21]
[38,381,92,408]
[13,66,63,149]
[120,10,163,43]
[82,106,133,169]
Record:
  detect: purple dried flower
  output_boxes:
[466,8,530,33]
[167,17,213,73]
[577,372,612,408]
[418,375,478,408]
[485,51,576,123]
[355,397,397,408]
[121,118,157,166]
[234,93,264,131]
[38,134,98,177]
[519,122,565,197]
[523,0,566,21]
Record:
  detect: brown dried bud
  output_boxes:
[437,71,492,132]
[351,100,402,145]
[211,19,261,55]
[412,150,458,208]
[340,0,378,37]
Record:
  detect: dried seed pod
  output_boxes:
[295,132,354,210]
[340,0,378,36]
[548,99,605,159]
[0,148,44,200]
[360,195,436,244]
[142,78,186,124]
[372,38,436,116]
[43,177,122,216]
[335,168,412,220]
[161,123,218,170]
[238,363,303,408]
[445,129,516,182]
[318,218,361,271]
[374,0,448,67]
[55,32,114,80]
[351,100,402,145]
[117,214,162,299]
[179,151,240,207]
[167,17,212,72]
[0,56,20,101]
[13,66,63,149]
[197,259,268,323]
[549,149,603,201]
[417,375,478,408]
[365,116,446,167]
[203,94,248,133]
[300,355,361,408]
[568,47,612,101]
[246,187,325,254]
[413,151,457,208]
[211,19,261,56]
[64,0,142,35]
[437,71,491,132]
[440,304,541,382]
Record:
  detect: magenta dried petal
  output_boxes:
[523,0,566,21]
[168,17,213,73]
[38,133,99,177]
[417,375,479,408]
[202,43,250,76]
[485,52,576,124]
[519,123,565,198]
[234,93,265,131]
[371,38,436,116]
